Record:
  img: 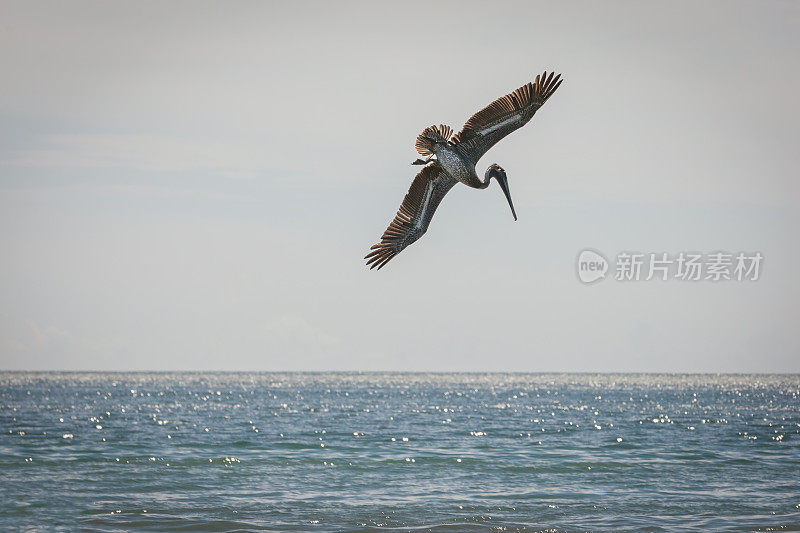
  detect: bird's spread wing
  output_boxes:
[452,71,562,164]
[365,163,457,270]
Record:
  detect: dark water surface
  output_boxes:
[1,372,799,531]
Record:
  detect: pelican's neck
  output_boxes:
[478,168,494,189]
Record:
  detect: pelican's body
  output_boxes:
[366,71,563,270]
[434,143,478,187]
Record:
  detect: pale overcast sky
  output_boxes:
[1,1,798,371]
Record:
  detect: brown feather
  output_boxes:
[414,124,453,156]
[451,71,563,163]
[364,163,458,271]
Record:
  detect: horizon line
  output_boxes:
[2,370,798,375]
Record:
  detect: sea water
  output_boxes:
[1,372,798,531]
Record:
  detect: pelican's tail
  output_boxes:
[414,124,452,156]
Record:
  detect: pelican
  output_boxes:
[365,70,563,270]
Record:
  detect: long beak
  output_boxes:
[495,172,517,221]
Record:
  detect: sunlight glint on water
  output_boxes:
[1,372,799,531]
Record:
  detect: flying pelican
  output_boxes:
[365,70,563,270]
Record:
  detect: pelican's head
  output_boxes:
[486,163,517,221]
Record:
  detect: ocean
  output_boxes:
[1,372,798,531]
